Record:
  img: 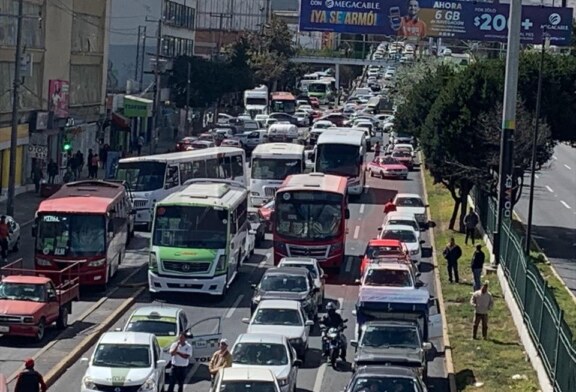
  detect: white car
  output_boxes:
[311,120,335,130]
[378,224,424,261]
[294,111,311,127]
[277,257,325,306]
[211,367,281,392]
[231,333,301,392]
[383,211,422,234]
[81,332,166,392]
[242,300,314,358]
[255,114,269,128]
[393,193,428,226]
[297,105,314,114]
[393,143,416,158]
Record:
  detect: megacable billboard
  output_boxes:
[299,0,573,45]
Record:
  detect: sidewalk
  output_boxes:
[0,189,42,227]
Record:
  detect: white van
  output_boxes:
[267,123,298,143]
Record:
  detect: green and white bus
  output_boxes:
[148,179,249,297]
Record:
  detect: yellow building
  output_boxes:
[0,125,29,189]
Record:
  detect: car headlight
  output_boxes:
[277,377,288,387]
[83,376,96,389]
[23,317,35,324]
[289,338,303,346]
[149,253,158,272]
[138,376,157,391]
[216,255,226,271]
[410,249,419,256]
[36,258,52,266]
[251,191,260,196]
[88,258,105,267]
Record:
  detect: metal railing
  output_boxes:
[471,187,576,392]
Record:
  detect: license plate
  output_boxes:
[195,340,207,348]
[0,326,10,333]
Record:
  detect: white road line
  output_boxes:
[359,204,365,214]
[535,174,539,179]
[353,225,360,239]
[564,164,572,170]
[313,363,328,392]
[545,185,554,193]
[553,155,558,160]
[560,201,572,209]
[184,362,201,391]
[345,257,352,273]
[337,297,344,309]
[225,294,244,318]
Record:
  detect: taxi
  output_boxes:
[360,239,411,276]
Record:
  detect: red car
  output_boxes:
[258,199,275,231]
[175,136,198,151]
[309,97,320,108]
[360,238,411,276]
[367,157,409,179]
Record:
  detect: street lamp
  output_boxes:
[524,31,550,255]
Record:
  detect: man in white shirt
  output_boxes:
[168,332,193,392]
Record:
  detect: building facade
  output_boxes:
[0,0,109,192]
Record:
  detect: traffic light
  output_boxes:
[63,137,72,152]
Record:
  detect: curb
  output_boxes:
[418,154,457,392]
[44,286,146,387]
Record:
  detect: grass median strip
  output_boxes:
[423,170,539,392]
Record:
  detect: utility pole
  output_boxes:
[146,17,163,155]
[494,0,522,265]
[134,26,142,83]
[185,61,191,136]
[139,25,147,89]
[6,0,24,216]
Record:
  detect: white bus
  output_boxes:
[115,147,246,229]
[148,180,249,297]
[314,129,367,195]
[250,143,306,207]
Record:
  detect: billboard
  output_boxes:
[299,0,574,46]
[48,79,70,118]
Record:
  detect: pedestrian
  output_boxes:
[68,153,79,180]
[463,207,480,245]
[374,141,381,158]
[87,149,94,178]
[137,135,144,156]
[208,339,233,383]
[32,164,43,194]
[167,332,193,392]
[443,237,462,283]
[14,358,47,392]
[90,154,99,179]
[0,216,9,264]
[470,281,494,340]
[75,150,84,179]
[47,159,58,184]
[383,198,397,214]
[471,244,485,291]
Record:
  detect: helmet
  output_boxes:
[326,302,337,311]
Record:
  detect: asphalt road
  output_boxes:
[47,154,448,392]
[515,143,576,293]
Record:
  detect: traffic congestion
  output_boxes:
[0,40,447,392]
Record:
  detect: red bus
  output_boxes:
[32,180,134,288]
[273,173,350,268]
[270,92,297,115]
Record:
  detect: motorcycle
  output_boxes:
[320,320,348,367]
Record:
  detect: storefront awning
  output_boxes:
[112,113,131,129]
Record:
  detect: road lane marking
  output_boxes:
[564,164,572,170]
[553,155,557,160]
[337,297,344,310]
[225,294,244,318]
[535,174,539,179]
[353,225,360,239]
[345,257,352,273]
[545,185,554,193]
[560,201,572,209]
[184,362,201,391]
[359,204,365,214]
[313,363,327,392]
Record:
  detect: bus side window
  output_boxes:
[230,209,237,235]
[205,158,219,179]
[237,198,247,231]
[165,165,180,188]
[180,163,193,183]
[192,161,206,178]
[231,155,244,178]
[222,157,232,179]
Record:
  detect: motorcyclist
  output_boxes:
[321,302,347,360]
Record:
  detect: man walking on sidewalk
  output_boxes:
[443,237,462,283]
[463,207,479,245]
[471,282,494,340]
[471,244,485,291]
[0,216,10,264]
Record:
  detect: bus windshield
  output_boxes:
[316,144,360,177]
[36,214,106,257]
[275,191,343,240]
[116,161,166,192]
[251,158,302,180]
[308,83,328,93]
[152,205,227,249]
[271,100,296,114]
[246,97,267,106]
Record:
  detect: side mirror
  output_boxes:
[377,227,382,231]
[345,209,350,220]
[241,318,250,324]
[156,359,167,368]
[415,280,424,288]
[305,320,314,327]
[350,340,358,348]
[80,358,89,364]
[416,272,422,277]
[32,225,37,237]
[420,240,425,244]
[425,204,430,208]
[251,284,257,290]
[294,359,303,367]
[422,342,432,351]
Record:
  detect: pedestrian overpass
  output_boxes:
[290,55,388,67]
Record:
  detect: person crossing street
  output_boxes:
[167,332,193,392]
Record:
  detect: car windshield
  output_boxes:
[92,344,151,368]
[36,214,106,257]
[260,274,308,293]
[381,230,416,243]
[0,283,46,302]
[116,161,166,192]
[315,144,361,177]
[251,158,302,180]
[378,157,402,165]
[152,205,228,249]
[351,376,421,392]
[364,269,413,287]
[395,198,424,207]
[233,343,288,366]
[361,325,420,349]
[315,123,332,129]
[253,308,302,326]
[387,220,418,231]
[124,319,177,336]
[281,263,317,278]
[308,83,328,93]
[393,151,412,158]
[365,245,403,259]
[219,381,277,392]
[275,192,343,241]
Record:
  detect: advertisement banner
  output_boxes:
[48,80,70,118]
[299,0,574,46]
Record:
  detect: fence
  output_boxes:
[471,187,576,392]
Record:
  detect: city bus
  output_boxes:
[270,92,297,115]
[273,173,349,268]
[32,180,133,288]
[148,180,249,297]
[115,147,246,229]
[314,128,367,196]
[250,143,306,207]
[307,79,336,104]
